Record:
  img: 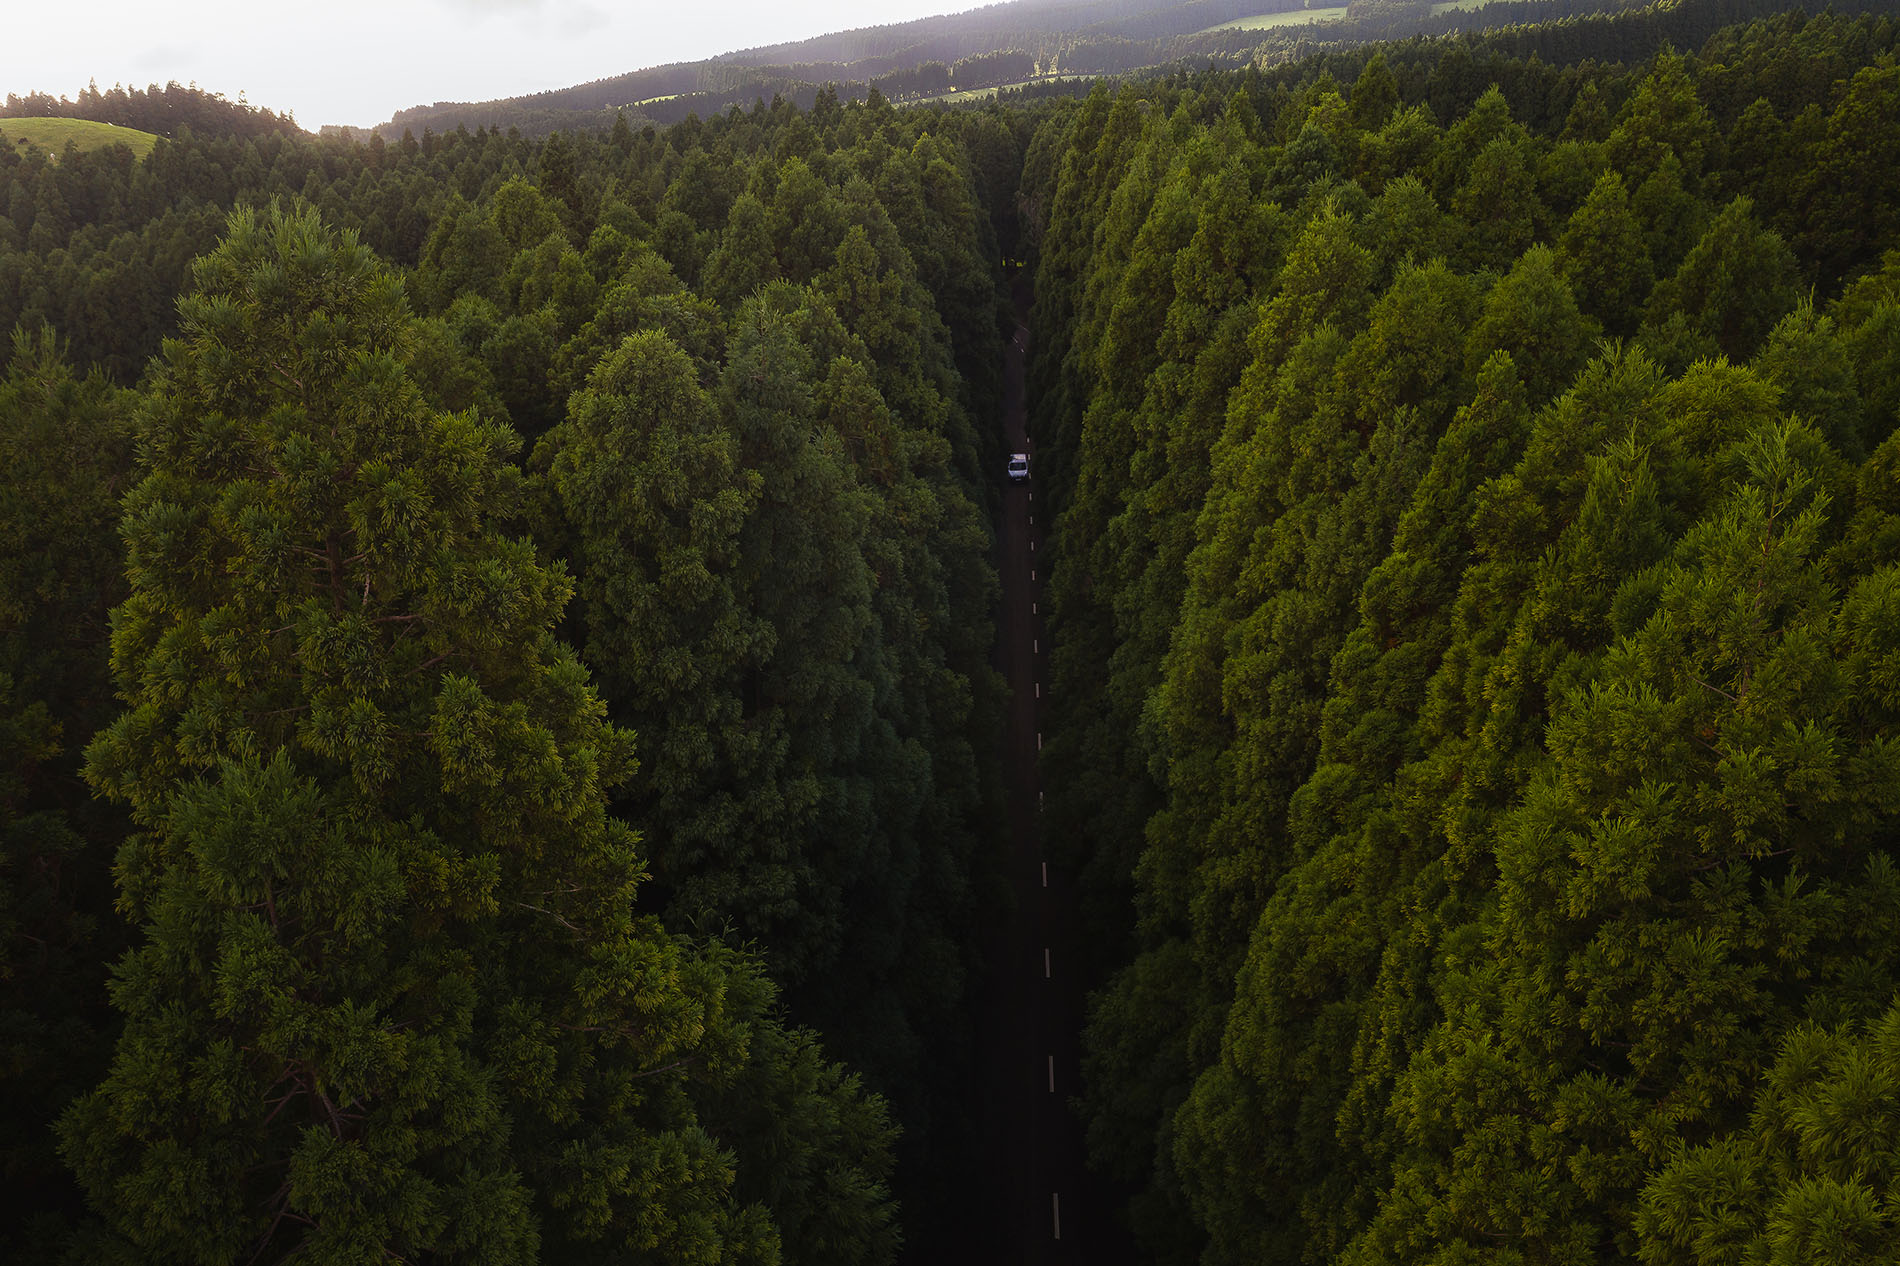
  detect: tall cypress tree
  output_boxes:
[534,327,769,930]
[59,207,894,1265]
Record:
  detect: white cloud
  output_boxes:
[434,0,550,17]
[560,3,609,37]
[2,0,980,127]
[131,46,193,76]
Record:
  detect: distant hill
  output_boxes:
[355,0,1667,139]
[0,116,159,160]
[2,81,305,140]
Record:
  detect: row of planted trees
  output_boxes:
[1024,3,1900,1263]
[1,86,1027,1262]
[19,2,1900,1259]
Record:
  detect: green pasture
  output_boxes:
[1198,0,1494,35]
[0,116,160,160]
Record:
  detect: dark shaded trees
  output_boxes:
[58,207,897,1265]
[0,329,133,1257]
[12,8,1900,1260]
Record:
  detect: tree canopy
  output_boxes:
[6,2,1900,1260]
[1022,6,1900,1262]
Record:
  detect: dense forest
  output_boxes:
[1024,0,1900,1262]
[5,0,1900,1260]
[1,84,1021,1262]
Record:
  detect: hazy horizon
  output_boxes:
[1,0,990,130]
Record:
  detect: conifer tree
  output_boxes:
[1344,354,1682,1266]
[1088,142,1278,946]
[710,289,879,993]
[1349,52,1400,132]
[1450,136,1542,271]
[0,328,132,1256]
[533,328,768,924]
[1365,174,1451,282]
[1181,354,1536,1266]
[1174,387,1437,1266]
[1794,63,1900,284]
[1428,86,1525,204]
[60,207,895,1265]
[1754,301,1866,460]
[1638,1005,1900,1266]
[1631,152,1709,281]
[1606,48,1717,194]
[1464,244,1592,405]
[702,193,780,312]
[1359,105,1442,199]
[1558,170,1655,336]
[1050,139,1202,961]
[1645,196,1800,363]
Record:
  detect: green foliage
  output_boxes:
[0,328,133,1254]
[1559,169,1655,335]
[514,116,1002,1221]
[535,329,765,855]
[1793,64,1900,285]
[1449,135,1543,270]
[1022,18,1900,1264]
[1349,52,1400,131]
[59,207,899,1265]
[11,8,1900,1261]
[1645,196,1800,364]
[1638,1004,1900,1265]
[1464,244,1592,404]
[1607,47,1718,192]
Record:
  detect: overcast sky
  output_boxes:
[1,0,985,130]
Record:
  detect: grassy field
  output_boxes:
[1202,6,1349,32]
[0,116,160,160]
[1198,0,1493,34]
[915,74,1093,104]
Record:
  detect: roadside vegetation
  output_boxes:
[4,0,1900,1262]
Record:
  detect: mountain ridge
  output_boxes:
[353,0,1618,138]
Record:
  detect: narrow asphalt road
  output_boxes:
[965,276,1136,1265]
